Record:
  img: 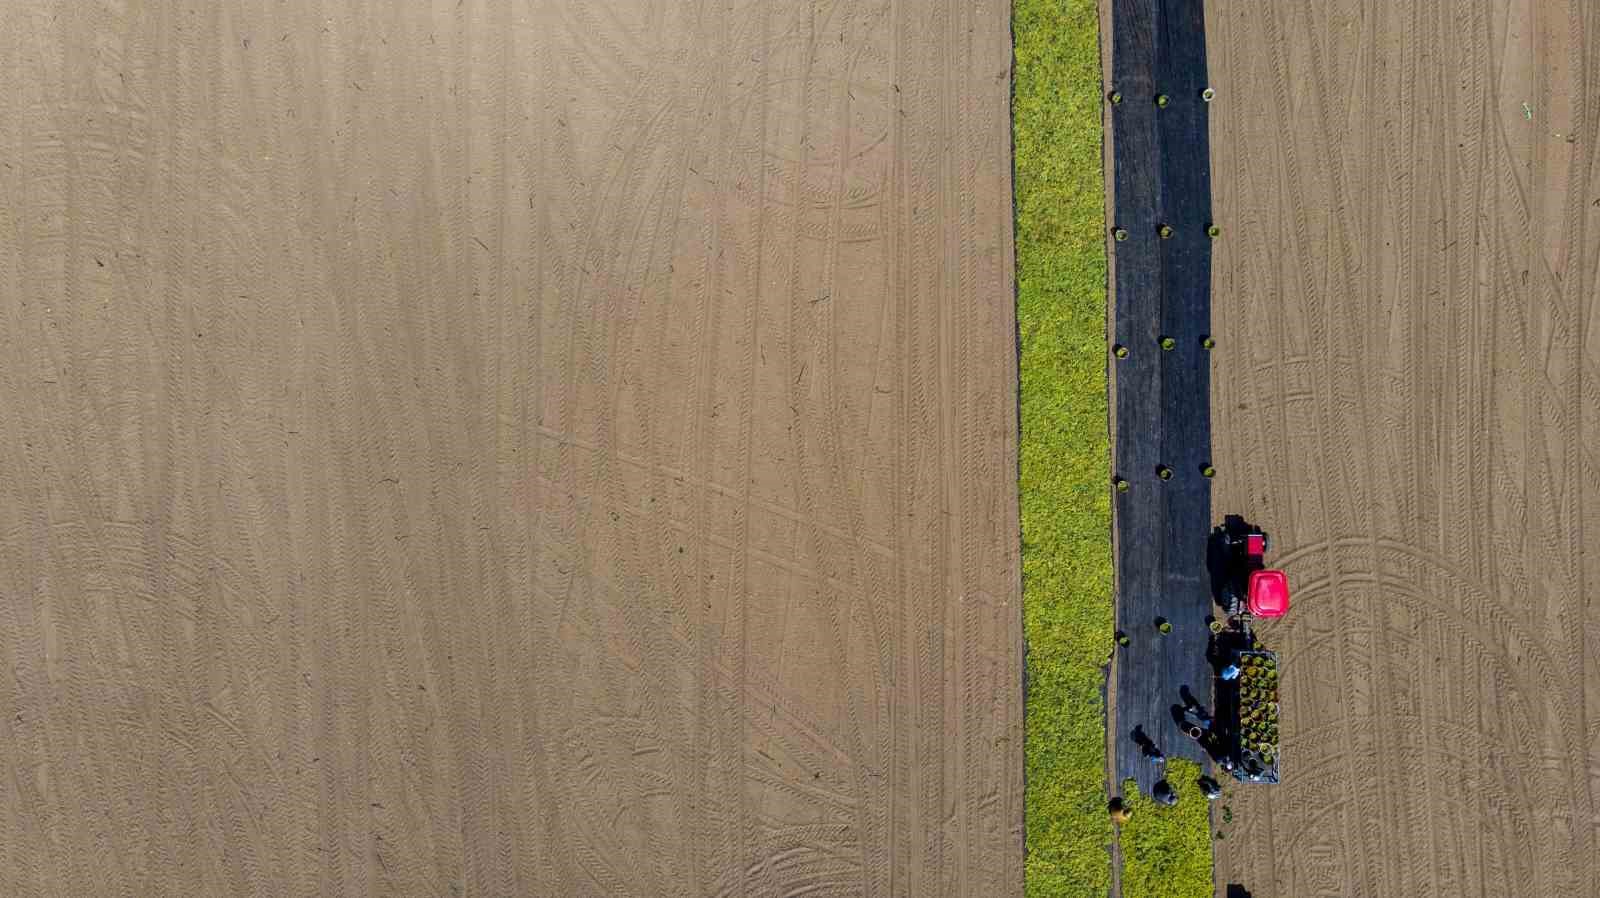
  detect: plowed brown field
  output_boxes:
[0,3,1022,895]
[1206,1,1600,895]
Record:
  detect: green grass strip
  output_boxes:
[1014,0,1114,894]
[1015,1,1215,896]
[1119,762,1214,898]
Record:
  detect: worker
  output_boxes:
[1152,779,1178,806]
[1143,742,1165,765]
[1196,775,1222,800]
[1221,663,1241,681]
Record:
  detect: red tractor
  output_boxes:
[1217,524,1289,620]
[1209,516,1290,783]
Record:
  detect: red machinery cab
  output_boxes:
[1247,570,1290,618]
[1239,530,1289,618]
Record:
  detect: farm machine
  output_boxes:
[1207,516,1289,784]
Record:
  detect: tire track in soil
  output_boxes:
[1208,1,1599,895]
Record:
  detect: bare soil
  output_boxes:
[0,3,1021,895]
[1205,1,1600,895]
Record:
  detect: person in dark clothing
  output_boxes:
[1183,699,1214,729]
[1152,779,1178,806]
[1196,775,1222,800]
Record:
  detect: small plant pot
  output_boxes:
[1108,796,1131,824]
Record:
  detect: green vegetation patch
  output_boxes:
[1014,0,1114,894]
[1119,762,1214,898]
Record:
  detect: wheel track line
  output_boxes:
[909,4,948,886]
[589,86,709,897]
[258,9,342,891]
[2,153,121,898]
[655,2,751,892]
[1353,2,1410,888]
[944,0,988,888]
[884,0,910,887]
[0,272,59,897]
[1526,6,1595,881]
[771,7,882,895]
[1293,12,1407,887]
[397,10,475,887]
[156,6,226,888]
[533,423,902,559]
[1421,1,1467,889]
[1211,8,1282,886]
[30,20,146,887]
[684,0,764,885]
[1553,0,1599,875]
[892,5,939,891]
[510,5,570,890]
[701,1,792,889]
[607,24,771,887]
[463,4,525,892]
[803,6,898,893]
[1381,4,1427,890]
[975,0,1021,882]
[1255,0,1365,889]
[547,24,703,889]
